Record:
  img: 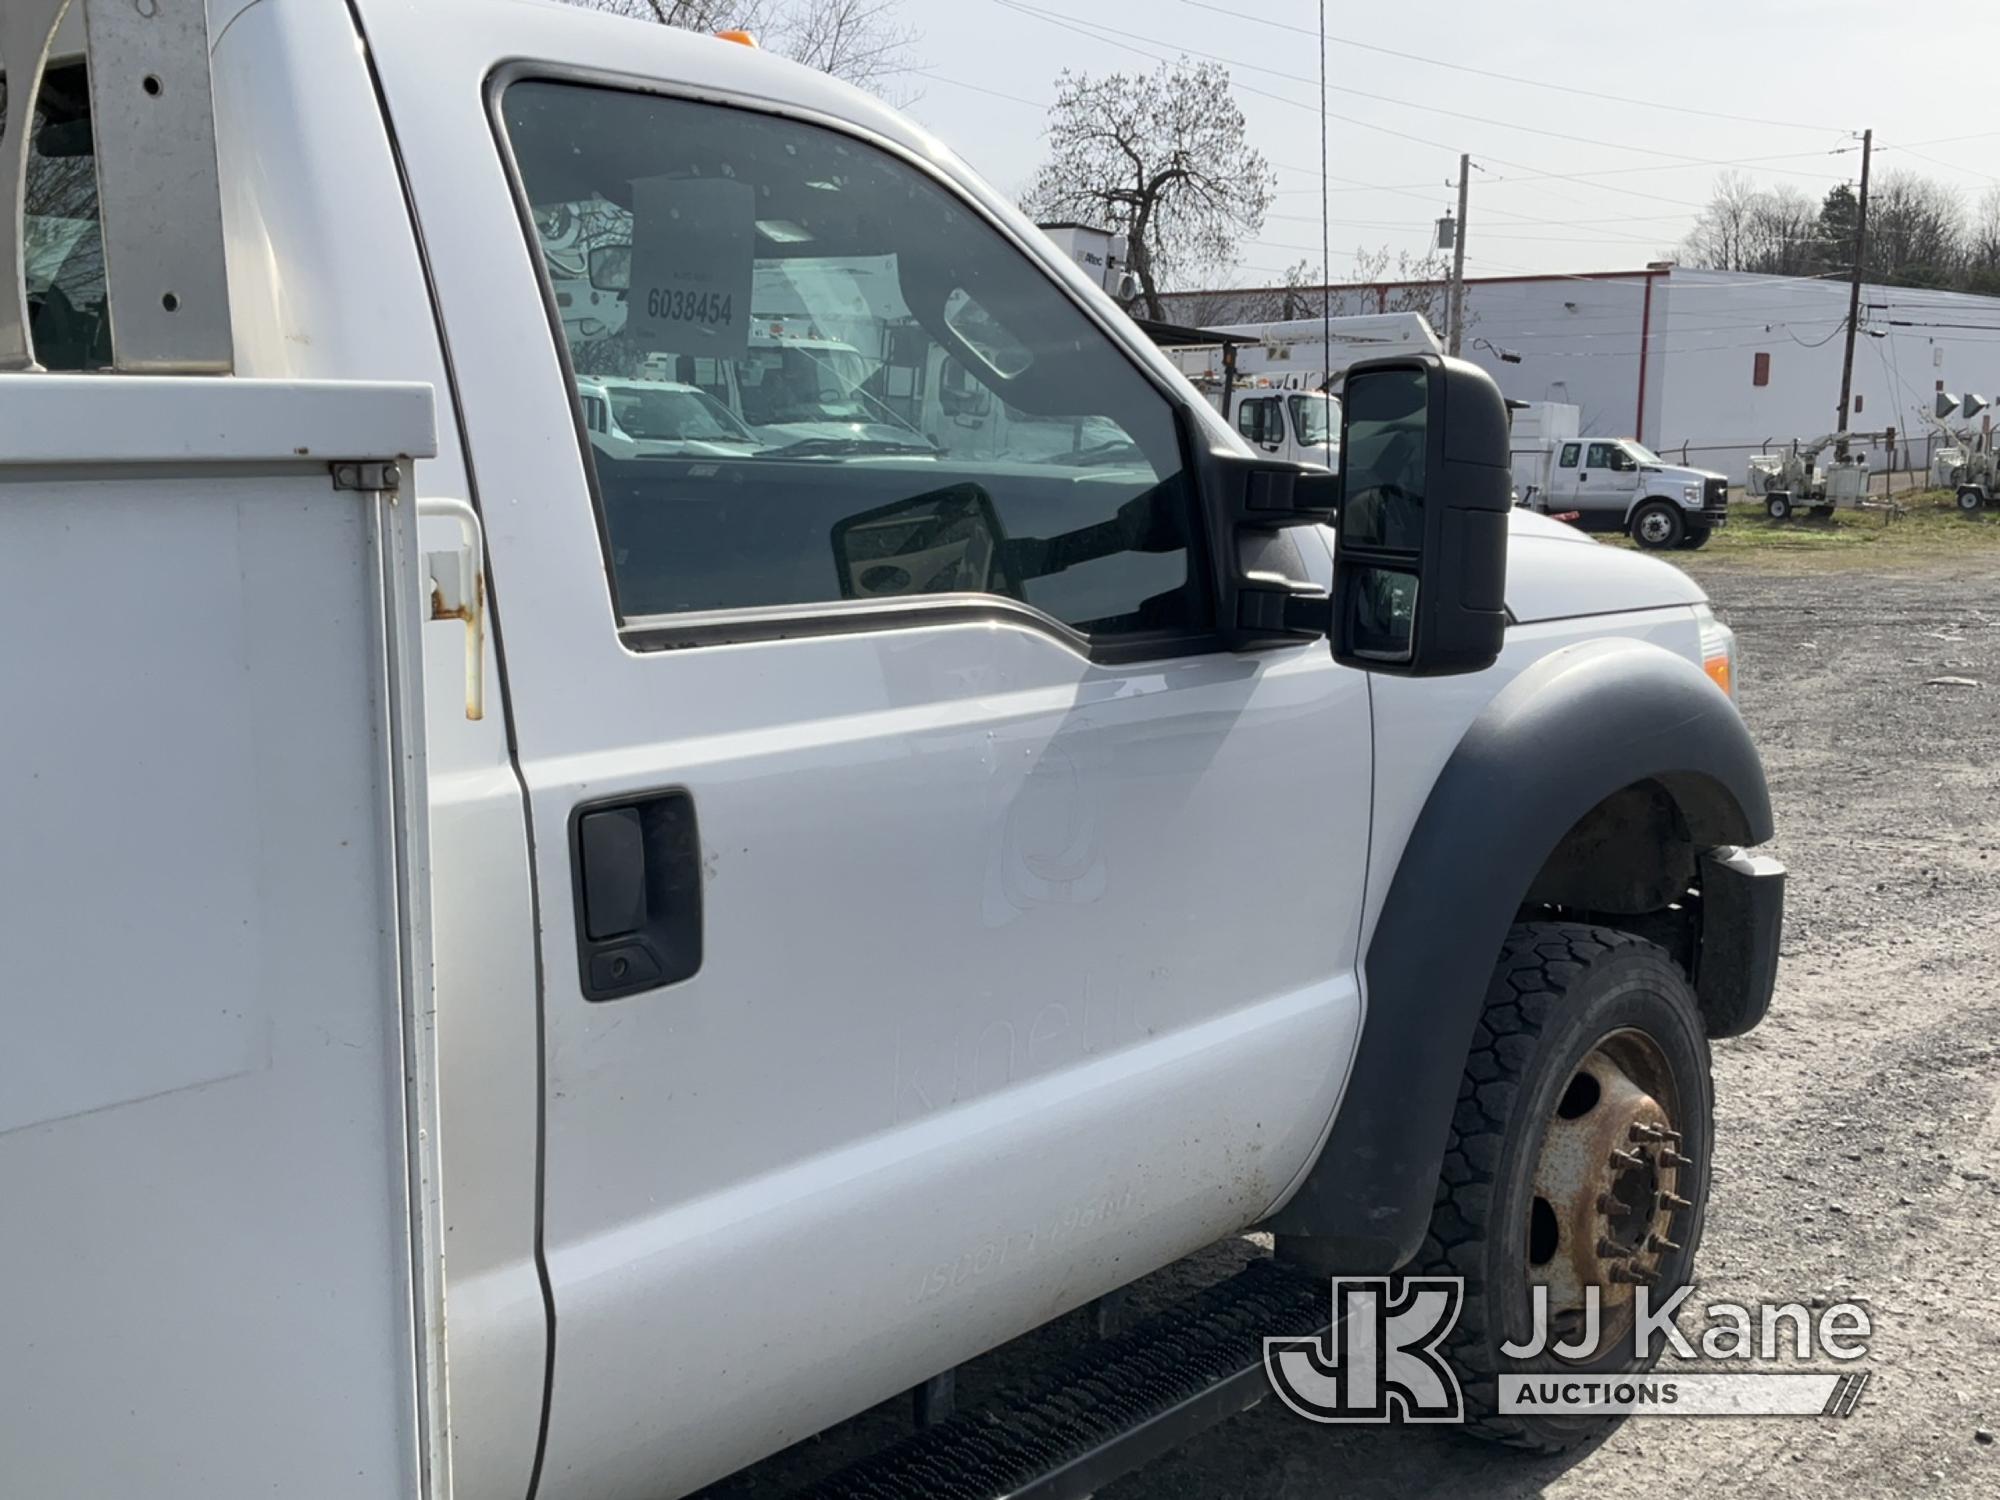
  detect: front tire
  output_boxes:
[1674,526,1712,550]
[1960,486,1986,514]
[1630,501,1685,550]
[1407,924,1713,1452]
[1766,492,1793,520]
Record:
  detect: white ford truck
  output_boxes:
[0,4,1783,1499]
[1519,434,1732,551]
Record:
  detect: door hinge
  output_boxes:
[331,460,404,493]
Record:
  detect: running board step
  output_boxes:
[797,1258,1328,1500]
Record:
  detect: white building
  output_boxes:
[1159,267,2000,486]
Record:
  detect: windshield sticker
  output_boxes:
[628,175,755,359]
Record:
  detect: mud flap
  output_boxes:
[1695,846,1786,1038]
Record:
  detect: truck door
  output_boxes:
[356,13,1375,1497]
[1575,439,1639,527]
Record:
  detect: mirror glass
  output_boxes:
[589,242,632,292]
[1339,367,1428,550]
[1346,565,1418,662]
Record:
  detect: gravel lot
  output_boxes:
[718,550,2000,1500]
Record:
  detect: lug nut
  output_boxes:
[1597,1237,1629,1258]
[1597,1192,1630,1216]
[1610,1148,1645,1169]
[1649,1233,1682,1253]
[1663,1191,1693,1211]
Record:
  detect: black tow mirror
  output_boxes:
[1203,455,1341,651]
[1331,355,1509,676]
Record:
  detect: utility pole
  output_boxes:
[1835,128,1873,450]
[1447,152,1471,356]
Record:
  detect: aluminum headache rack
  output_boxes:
[1,0,232,372]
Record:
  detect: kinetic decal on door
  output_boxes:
[982,721,1108,926]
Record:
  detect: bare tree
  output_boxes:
[1743,184,1826,275]
[560,0,918,95]
[581,0,772,28]
[1678,171,1761,272]
[780,0,918,98]
[1971,186,2000,269]
[1866,171,1964,286]
[1023,60,1274,321]
[1350,245,1461,332]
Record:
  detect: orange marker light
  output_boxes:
[1703,653,1733,699]
[716,29,758,47]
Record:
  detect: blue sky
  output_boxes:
[897,0,2000,288]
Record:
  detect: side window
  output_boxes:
[1558,442,1580,469]
[1236,397,1273,444]
[9,61,110,371]
[1585,442,1615,468]
[579,394,608,434]
[501,82,1202,642]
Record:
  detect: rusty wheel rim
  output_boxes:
[1526,1029,1692,1356]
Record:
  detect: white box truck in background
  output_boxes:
[1508,400,1581,509]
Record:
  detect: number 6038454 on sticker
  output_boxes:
[645,288,734,326]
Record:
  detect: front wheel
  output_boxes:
[1629,501,1685,549]
[1766,492,1793,520]
[1960,486,1986,514]
[1406,924,1712,1452]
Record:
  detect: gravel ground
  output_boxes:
[717,555,2000,1500]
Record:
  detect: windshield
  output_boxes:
[1288,393,1340,447]
[1622,441,1662,465]
[607,386,756,443]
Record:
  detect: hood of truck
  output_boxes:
[1504,507,1707,621]
[1640,463,1728,486]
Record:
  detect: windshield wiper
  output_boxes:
[1047,440,1145,467]
[764,436,937,458]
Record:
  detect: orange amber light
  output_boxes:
[1703,653,1733,698]
[715,29,759,47]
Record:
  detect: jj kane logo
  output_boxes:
[1265,1278,1876,1422]
[1264,1278,1466,1423]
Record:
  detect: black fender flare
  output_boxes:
[1265,636,1773,1267]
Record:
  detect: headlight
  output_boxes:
[1682,483,1700,507]
[1694,603,1736,699]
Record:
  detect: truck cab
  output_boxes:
[2,5,1783,1499]
[1233,386,1341,469]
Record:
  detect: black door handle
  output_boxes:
[570,789,702,1001]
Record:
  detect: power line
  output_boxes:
[992,0,1847,177]
[911,70,1044,108]
[1173,0,1851,133]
